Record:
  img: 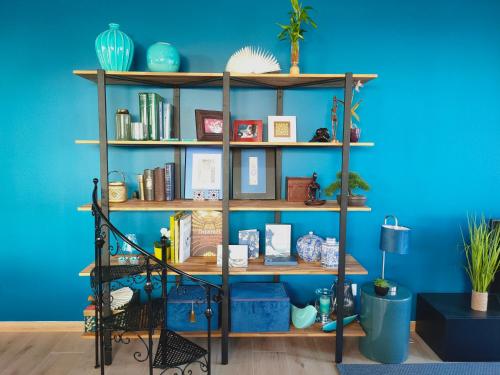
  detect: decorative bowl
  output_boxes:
[296,232,324,262]
[291,305,317,329]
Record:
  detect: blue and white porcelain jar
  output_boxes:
[321,237,339,268]
[296,232,324,262]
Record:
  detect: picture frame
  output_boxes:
[195,109,224,141]
[232,120,263,142]
[217,245,248,268]
[185,147,223,199]
[232,148,275,200]
[265,224,292,257]
[268,115,297,143]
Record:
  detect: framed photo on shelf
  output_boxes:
[232,120,263,142]
[195,109,224,141]
[267,115,296,143]
[265,224,291,257]
[185,147,222,199]
[232,148,275,200]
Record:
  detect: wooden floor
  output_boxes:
[0,332,440,375]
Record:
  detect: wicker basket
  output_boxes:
[109,170,128,203]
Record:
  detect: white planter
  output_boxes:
[471,290,488,311]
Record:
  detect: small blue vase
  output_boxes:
[147,42,180,72]
[95,23,134,71]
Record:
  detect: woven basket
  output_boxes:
[109,170,128,203]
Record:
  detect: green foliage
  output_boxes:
[324,172,370,197]
[374,278,389,288]
[277,0,317,44]
[463,215,500,293]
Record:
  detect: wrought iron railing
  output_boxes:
[91,179,222,375]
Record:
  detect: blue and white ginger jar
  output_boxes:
[296,232,324,262]
[95,23,134,71]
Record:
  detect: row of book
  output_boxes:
[137,163,175,201]
[138,93,174,141]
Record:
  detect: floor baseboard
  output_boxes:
[0,321,83,332]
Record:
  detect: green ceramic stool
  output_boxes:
[359,283,412,363]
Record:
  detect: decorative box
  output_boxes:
[296,231,324,262]
[286,177,312,202]
[230,282,290,332]
[167,285,219,332]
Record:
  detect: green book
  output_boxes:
[147,93,163,141]
[138,93,149,140]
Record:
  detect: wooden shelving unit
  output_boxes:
[77,199,371,212]
[79,255,368,277]
[75,69,376,364]
[82,321,365,339]
[75,139,374,147]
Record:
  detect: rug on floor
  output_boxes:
[337,363,500,375]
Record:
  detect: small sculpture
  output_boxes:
[331,96,339,142]
[309,127,331,142]
[305,172,326,206]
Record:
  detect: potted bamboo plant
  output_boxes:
[277,0,317,75]
[324,171,370,207]
[463,216,500,311]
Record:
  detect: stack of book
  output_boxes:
[169,212,192,264]
[137,163,175,201]
[138,93,174,141]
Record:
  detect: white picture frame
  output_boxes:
[267,116,297,143]
[265,224,292,257]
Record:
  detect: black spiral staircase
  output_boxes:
[90,179,222,375]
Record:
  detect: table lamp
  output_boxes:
[379,215,410,295]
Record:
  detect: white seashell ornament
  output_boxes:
[225,46,281,74]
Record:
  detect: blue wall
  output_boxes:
[1,0,499,320]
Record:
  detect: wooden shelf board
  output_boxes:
[75,139,374,147]
[74,70,377,88]
[77,199,371,212]
[78,254,367,277]
[81,322,365,339]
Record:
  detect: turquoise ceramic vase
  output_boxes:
[147,42,180,72]
[95,23,134,71]
[291,305,317,329]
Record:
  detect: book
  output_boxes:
[138,93,149,139]
[137,174,145,200]
[178,213,192,263]
[264,255,298,266]
[154,167,166,201]
[147,93,163,140]
[238,229,259,259]
[161,102,174,140]
[191,211,222,256]
[143,169,154,201]
[174,212,183,263]
[265,224,291,257]
[217,245,248,268]
[164,162,175,201]
[169,214,176,261]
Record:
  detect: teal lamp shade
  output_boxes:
[380,215,410,255]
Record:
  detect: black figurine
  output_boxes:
[305,172,326,206]
[310,127,331,142]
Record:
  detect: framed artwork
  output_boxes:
[232,120,263,142]
[185,147,222,199]
[238,229,260,259]
[217,245,248,268]
[265,224,291,257]
[195,110,224,141]
[232,148,275,200]
[268,115,297,142]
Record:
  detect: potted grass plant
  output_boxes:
[374,278,390,297]
[324,171,370,207]
[463,215,500,311]
[277,0,317,75]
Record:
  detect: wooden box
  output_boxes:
[286,177,312,202]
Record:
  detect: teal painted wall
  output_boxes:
[1,0,499,320]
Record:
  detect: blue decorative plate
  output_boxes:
[322,314,358,332]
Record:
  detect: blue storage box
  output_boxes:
[167,285,219,331]
[230,282,290,332]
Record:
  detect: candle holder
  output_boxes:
[314,288,334,324]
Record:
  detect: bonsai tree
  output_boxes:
[463,215,500,311]
[277,0,317,74]
[324,171,370,197]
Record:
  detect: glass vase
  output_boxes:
[332,279,356,317]
[314,288,334,324]
[290,41,300,75]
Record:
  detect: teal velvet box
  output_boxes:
[230,282,290,332]
[167,285,219,331]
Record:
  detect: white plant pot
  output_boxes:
[471,290,488,311]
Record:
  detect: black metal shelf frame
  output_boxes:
[93,69,356,365]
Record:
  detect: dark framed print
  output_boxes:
[233,120,263,142]
[195,110,224,141]
[232,148,275,199]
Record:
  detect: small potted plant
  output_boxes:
[374,278,390,296]
[324,171,370,207]
[463,215,500,311]
[277,0,317,75]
